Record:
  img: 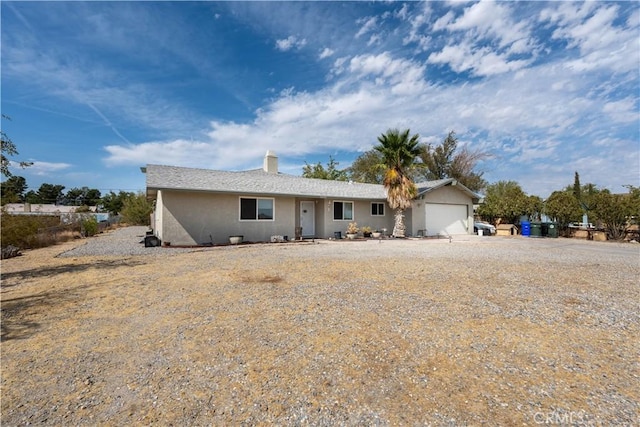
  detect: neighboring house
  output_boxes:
[144,151,479,246]
[3,203,96,215]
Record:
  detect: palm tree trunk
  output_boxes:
[393,208,406,237]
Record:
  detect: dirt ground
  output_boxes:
[1,230,639,426]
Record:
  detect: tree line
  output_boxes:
[303,130,489,193]
[303,130,640,240]
[0,176,139,216]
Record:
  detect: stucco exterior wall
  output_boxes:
[318,199,394,238]
[159,190,296,245]
[411,185,474,235]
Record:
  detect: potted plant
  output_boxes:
[229,235,243,245]
[361,226,372,238]
[372,229,382,238]
[346,222,359,239]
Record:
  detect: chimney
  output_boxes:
[263,150,278,174]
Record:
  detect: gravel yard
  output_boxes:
[2,226,639,425]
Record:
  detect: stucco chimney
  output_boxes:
[263,150,278,174]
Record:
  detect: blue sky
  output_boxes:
[2,1,638,198]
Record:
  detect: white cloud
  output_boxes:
[602,98,639,123]
[19,161,72,176]
[355,16,377,39]
[319,47,334,59]
[428,42,531,76]
[542,3,639,73]
[275,35,307,51]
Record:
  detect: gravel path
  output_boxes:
[2,227,639,425]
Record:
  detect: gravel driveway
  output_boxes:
[2,227,639,425]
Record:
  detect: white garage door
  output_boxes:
[425,204,469,236]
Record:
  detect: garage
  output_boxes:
[425,203,469,236]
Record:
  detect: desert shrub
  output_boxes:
[81,216,99,237]
[0,214,66,249]
[121,193,153,226]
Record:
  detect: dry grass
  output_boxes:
[1,235,638,425]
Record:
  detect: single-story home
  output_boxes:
[143,151,479,245]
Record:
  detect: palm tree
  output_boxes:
[374,128,421,237]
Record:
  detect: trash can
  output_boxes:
[521,221,531,237]
[144,235,161,247]
[530,222,542,237]
[334,231,342,240]
[546,222,558,238]
[541,222,549,237]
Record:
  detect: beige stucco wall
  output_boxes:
[158,190,296,245]
[152,187,472,243]
[317,199,395,238]
[411,185,474,235]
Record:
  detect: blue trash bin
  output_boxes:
[521,221,531,237]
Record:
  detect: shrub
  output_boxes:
[0,214,77,250]
[121,193,153,226]
[81,216,99,237]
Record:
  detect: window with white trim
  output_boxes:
[333,201,354,221]
[240,197,274,220]
[371,202,385,216]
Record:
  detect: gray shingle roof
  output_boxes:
[415,179,479,200]
[145,164,388,200]
[145,164,480,201]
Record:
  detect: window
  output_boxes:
[333,201,353,220]
[240,197,274,220]
[371,202,385,216]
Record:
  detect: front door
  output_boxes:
[300,201,315,237]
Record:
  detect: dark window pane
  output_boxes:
[240,198,257,220]
[334,202,343,220]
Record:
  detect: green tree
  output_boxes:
[302,156,348,181]
[101,190,135,215]
[591,187,640,240]
[1,175,27,205]
[477,181,529,225]
[24,190,40,204]
[120,192,153,225]
[64,187,102,206]
[1,115,33,177]
[36,183,65,204]
[375,128,421,237]
[567,172,599,219]
[524,195,544,222]
[347,150,385,184]
[419,130,458,180]
[544,190,582,235]
[573,171,582,202]
[417,130,489,192]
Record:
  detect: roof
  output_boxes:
[145,164,480,202]
[145,164,387,200]
[415,178,480,201]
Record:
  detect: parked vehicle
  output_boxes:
[474,222,496,235]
